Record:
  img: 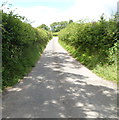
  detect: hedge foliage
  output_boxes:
[59,15,118,69]
[2,11,52,89]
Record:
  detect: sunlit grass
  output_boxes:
[59,39,118,84]
[93,63,117,83]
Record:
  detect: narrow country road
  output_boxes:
[2,37,117,118]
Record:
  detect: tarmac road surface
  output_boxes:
[2,37,117,118]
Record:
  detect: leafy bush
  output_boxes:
[52,32,59,36]
[2,11,52,89]
[59,15,118,82]
[59,15,118,66]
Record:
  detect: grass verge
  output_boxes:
[59,39,118,84]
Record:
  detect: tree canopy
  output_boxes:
[37,24,50,31]
[50,21,69,32]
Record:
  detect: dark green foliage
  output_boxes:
[59,15,118,69]
[50,21,69,32]
[2,11,52,89]
[69,20,73,24]
[37,24,50,31]
[52,32,59,36]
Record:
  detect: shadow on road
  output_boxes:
[2,50,117,118]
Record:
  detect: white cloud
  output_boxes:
[13,6,61,27]
[4,0,118,27]
[63,0,118,22]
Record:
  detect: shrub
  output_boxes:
[52,32,59,36]
[2,11,52,89]
[59,15,118,82]
[59,16,118,67]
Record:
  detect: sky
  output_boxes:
[2,0,119,27]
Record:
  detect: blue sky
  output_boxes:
[2,0,119,27]
[12,0,75,10]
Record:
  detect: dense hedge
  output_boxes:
[52,32,59,36]
[2,11,52,88]
[59,15,118,69]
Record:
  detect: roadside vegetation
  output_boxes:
[52,32,59,36]
[2,11,52,89]
[2,2,118,90]
[50,20,73,36]
[59,14,118,84]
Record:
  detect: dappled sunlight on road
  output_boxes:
[7,88,22,92]
[2,37,117,118]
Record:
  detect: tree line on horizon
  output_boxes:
[37,20,73,32]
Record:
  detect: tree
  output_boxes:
[50,21,69,32]
[37,24,50,31]
[69,20,73,24]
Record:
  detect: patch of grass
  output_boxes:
[93,63,117,83]
[59,39,118,84]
